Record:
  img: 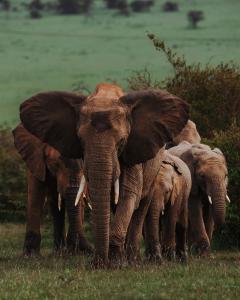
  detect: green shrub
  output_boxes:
[0,126,26,221]
[58,0,93,15]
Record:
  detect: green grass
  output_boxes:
[0,0,240,124]
[0,223,240,299]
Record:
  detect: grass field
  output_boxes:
[0,223,240,299]
[0,0,240,124]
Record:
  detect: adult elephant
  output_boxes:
[169,142,229,255]
[13,124,92,256]
[19,83,189,265]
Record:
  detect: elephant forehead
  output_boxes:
[81,101,126,118]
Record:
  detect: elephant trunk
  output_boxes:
[209,183,226,227]
[86,142,115,264]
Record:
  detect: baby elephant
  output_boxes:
[144,150,191,263]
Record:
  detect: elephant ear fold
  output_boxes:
[119,90,189,166]
[213,148,224,156]
[12,124,46,181]
[20,91,86,158]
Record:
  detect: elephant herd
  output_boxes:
[12,83,229,267]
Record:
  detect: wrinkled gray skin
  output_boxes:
[169,142,229,255]
[144,150,191,263]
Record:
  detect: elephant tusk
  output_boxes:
[226,194,231,203]
[75,175,86,207]
[114,179,119,205]
[58,193,62,211]
[208,195,212,205]
[83,193,92,211]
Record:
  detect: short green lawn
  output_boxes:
[0,0,240,124]
[0,223,240,299]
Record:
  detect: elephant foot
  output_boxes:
[67,233,93,256]
[176,249,188,264]
[109,244,126,268]
[191,239,210,257]
[23,231,41,257]
[90,255,109,269]
[145,244,163,264]
[162,246,176,262]
[126,244,141,265]
[53,236,65,255]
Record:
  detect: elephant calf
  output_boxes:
[169,142,229,255]
[144,150,191,263]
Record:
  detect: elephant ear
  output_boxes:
[12,124,46,181]
[20,91,86,158]
[119,89,189,166]
[212,148,224,156]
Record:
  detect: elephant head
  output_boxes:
[19,83,189,263]
[186,144,229,226]
[173,120,201,145]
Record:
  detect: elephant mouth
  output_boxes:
[74,173,120,207]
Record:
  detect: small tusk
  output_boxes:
[208,195,212,205]
[226,194,231,203]
[58,193,62,211]
[75,175,86,207]
[114,179,119,205]
[83,193,92,211]
[162,210,164,216]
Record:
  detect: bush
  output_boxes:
[187,10,204,29]
[0,127,27,221]
[0,0,11,11]
[130,0,154,13]
[58,0,93,15]
[162,1,178,12]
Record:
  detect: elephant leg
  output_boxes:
[109,193,136,264]
[109,164,143,265]
[48,180,66,253]
[189,196,210,255]
[144,197,162,263]
[65,185,93,255]
[175,210,188,263]
[125,196,153,263]
[23,171,46,256]
[162,207,177,261]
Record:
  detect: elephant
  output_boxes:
[13,123,93,256]
[18,82,189,266]
[169,142,229,255]
[144,150,191,263]
[166,120,201,148]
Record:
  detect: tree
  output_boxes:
[187,10,204,29]
[58,0,93,15]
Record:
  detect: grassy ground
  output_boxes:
[0,0,240,124]
[0,223,240,299]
